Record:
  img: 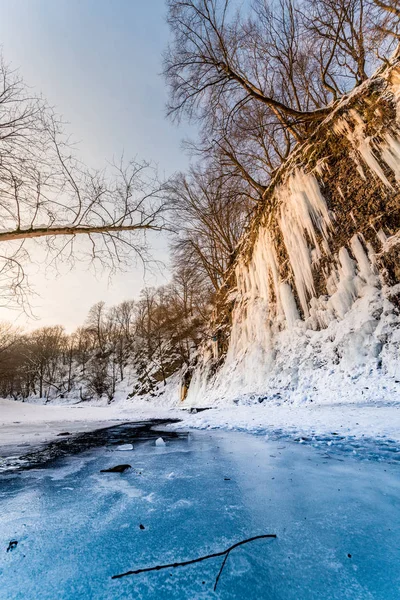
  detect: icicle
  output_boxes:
[381,134,400,183]
[335,111,393,188]
[380,230,400,254]
[327,248,358,319]
[277,170,332,316]
[350,235,373,281]
[279,283,300,328]
[338,247,356,279]
[376,229,387,246]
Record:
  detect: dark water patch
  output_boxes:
[0,420,183,474]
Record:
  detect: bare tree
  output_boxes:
[164,0,333,140]
[301,0,399,92]
[369,0,400,50]
[74,327,94,377]
[165,0,400,172]
[86,355,113,401]
[108,300,136,380]
[0,57,169,309]
[25,326,66,399]
[373,0,400,19]
[168,167,250,291]
[85,302,108,353]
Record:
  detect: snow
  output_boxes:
[0,398,180,455]
[185,84,400,414]
[1,378,400,473]
[175,401,400,446]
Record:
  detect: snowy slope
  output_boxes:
[187,284,400,407]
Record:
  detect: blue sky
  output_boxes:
[0,0,191,329]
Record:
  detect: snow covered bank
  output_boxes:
[175,400,400,446]
[2,388,400,470]
[0,398,180,453]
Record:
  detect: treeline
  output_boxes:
[0,264,210,401]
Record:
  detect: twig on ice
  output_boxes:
[214,548,231,591]
[111,533,277,588]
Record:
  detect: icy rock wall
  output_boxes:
[186,62,400,407]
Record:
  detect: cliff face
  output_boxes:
[186,60,400,407]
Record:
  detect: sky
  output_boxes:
[0,0,191,331]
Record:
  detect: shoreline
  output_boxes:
[1,397,400,464]
[0,398,182,457]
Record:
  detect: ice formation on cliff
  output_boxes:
[186,70,400,407]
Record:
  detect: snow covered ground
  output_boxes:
[1,392,400,463]
[0,398,181,455]
[176,400,400,449]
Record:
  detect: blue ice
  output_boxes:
[0,429,399,599]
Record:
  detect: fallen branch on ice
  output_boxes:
[213,548,231,591]
[112,533,277,590]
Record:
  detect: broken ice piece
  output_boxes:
[116,444,134,451]
[155,437,166,447]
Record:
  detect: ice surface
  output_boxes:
[0,429,399,599]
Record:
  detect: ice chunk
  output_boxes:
[155,437,166,447]
[116,444,134,451]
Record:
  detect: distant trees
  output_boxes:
[0,269,207,401]
[131,277,205,394]
[26,326,66,400]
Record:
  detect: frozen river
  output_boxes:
[0,422,399,599]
